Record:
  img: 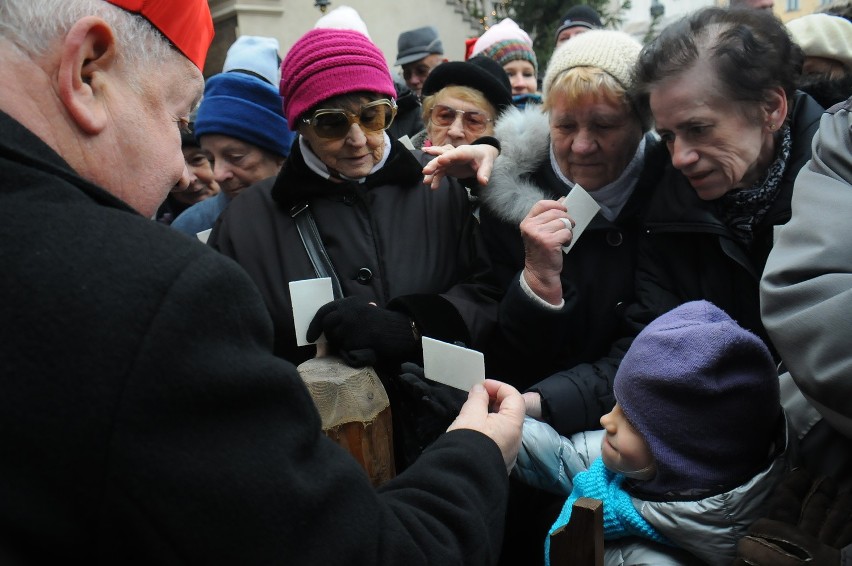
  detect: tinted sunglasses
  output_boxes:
[301,99,398,139]
[430,104,493,134]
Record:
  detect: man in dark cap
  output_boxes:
[554,5,603,46]
[395,25,447,99]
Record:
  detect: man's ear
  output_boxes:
[57,17,118,135]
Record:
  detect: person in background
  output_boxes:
[0,0,526,563]
[394,25,446,100]
[516,301,788,566]
[413,55,512,149]
[471,18,541,108]
[171,71,294,237]
[729,0,774,10]
[156,126,220,225]
[419,30,667,566]
[786,13,852,108]
[209,28,502,468]
[554,5,603,46]
[818,0,852,21]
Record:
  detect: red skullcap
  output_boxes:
[104,0,213,70]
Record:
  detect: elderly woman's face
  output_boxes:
[427,93,496,147]
[649,65,784,201]
[548,92,643,191]
[299,97,387,179]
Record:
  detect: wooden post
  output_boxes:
[297,356,396,487]
[549,497,604,566]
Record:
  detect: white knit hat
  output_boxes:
[471,18,538,74]
[542,29,642,97]
[787,14,852,69]
[222,36,281,86]
[314,5,371,39]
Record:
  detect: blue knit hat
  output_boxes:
[613,300,780,500]
[194,72,294,158]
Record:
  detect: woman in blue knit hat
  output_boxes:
[171,71,295,238]
[514,300,790,565]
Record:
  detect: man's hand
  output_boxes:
[422,144,499,189]
[448,379,525,474]
[521,199,573,306]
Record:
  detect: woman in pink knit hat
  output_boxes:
[208,28,502,469]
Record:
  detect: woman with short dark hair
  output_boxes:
[627,6,823,350]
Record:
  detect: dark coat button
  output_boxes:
[606,231,624,247]
[356,267,373,284]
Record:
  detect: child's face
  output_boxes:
[600,403,656,480]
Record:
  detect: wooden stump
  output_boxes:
[297,356,396,486]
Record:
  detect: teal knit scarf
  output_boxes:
[544,458,669,565]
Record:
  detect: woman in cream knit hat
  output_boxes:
[422,29,669,564]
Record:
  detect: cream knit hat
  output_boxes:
[787,14,852,69]
[542,29,642,97]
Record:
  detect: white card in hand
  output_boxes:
[422,337,485,392]
[289,278,334,346]
[561,184,601,254]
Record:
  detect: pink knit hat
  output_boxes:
[279,28,396,129]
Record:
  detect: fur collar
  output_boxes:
[480,105,556,224]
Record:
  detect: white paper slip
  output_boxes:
[561,184,601,254]
[196,228,212,244]
[422,337,485,392]
[289,278,334,346]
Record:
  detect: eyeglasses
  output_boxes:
[301,99,397,139]
[429,104,493,134]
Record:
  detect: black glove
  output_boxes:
[733,471,852,565]
[396,362,467,447]
[306,297,419,367]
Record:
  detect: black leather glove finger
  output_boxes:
[736,518,840,566]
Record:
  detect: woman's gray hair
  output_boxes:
[0,0,179,91]
[634,7,803,123]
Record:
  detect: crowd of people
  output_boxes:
[2,0,852,564]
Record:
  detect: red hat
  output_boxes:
[104,0,213,70]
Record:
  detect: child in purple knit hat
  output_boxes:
[514,300,790,565]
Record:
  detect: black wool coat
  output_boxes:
[210,137,500,366]
[0,110,508,565]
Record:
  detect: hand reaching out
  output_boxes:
[422,143,499,189]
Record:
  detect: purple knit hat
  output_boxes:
[279,28,396,129]
[613,300,780,500]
